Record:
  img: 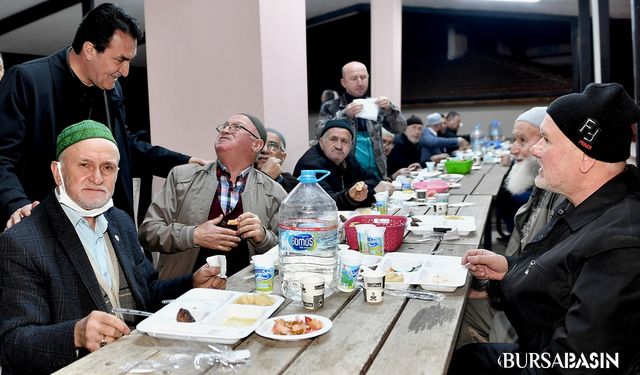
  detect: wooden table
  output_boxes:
[55,191,494,375]
[448,163,509,249]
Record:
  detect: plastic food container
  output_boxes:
[444,159,474,175]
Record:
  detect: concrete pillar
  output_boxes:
[144,0,308,175]
[370,0,402,106]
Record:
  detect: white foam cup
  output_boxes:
[300,274,325,310]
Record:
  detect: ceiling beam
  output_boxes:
[0,0,80,36]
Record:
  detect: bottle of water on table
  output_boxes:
[279,170,339,300]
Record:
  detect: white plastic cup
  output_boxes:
[252,255,276,294]
[415,189,428,201]
[435,193,450,203]
[373,192,389,215]
[366,226,386,256]
[361,268,386,304]
[434,202,448,215]
[355,224,375,253]
[301,274,325,310]
[337,250,364,292]
[425,161,436,172]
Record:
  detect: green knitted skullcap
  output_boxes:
[56,120,117,158]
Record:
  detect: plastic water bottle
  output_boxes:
[471,123,484,153]
[279,170,339,300]
[489,120,503,141]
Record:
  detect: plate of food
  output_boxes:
[439,174,464,182]
[378,253,468,292]
[136,289,284,344]
[390,191,413,201]
[255,314,332,341]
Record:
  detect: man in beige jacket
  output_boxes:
[139,114,287,278]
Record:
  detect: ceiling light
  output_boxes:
[481,0,540,2]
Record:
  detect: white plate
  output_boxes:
[418,170,441,178]
[448,182,462,188]
[255,314,332,341]
[362,254,383,268]
[136,289,284,344]
[440,173,464,182]
[390,191,413,201]
[378,253,468,292]
[406,215,476,235]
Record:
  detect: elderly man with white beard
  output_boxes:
[496,107,549,235]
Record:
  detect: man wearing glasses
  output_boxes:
[139,114,287,277]
[254,128,298,192]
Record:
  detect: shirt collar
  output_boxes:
[216,160,252,180]
[563,165,640,231]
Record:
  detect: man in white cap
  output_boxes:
[0,120,224,375]
[420,112,469,164]
[450,83,640,374]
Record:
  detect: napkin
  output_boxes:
[206,255,227,279]
[353,98,379,120]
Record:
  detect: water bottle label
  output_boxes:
[279,226,337,253]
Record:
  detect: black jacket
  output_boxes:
[0,48,190,223]
[293,144,380,210]
[387,133,422,177]
[498,166,640,374]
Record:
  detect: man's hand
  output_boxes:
[6,201,40,229]
[344,102,364,119]
[74,311,130,352]
[193,214,240,251]
[374,181,395,194]
[193,264,226,289]
[408,163,422,172]
[188,157,210,166]
[348,181,368,202]
[391,168,411,179]
[259,157,283,180]
[457,137,470,150]
[461,249,508,281]
[375,96,391,111]
[431,153,450,164]
[236,212,266,244]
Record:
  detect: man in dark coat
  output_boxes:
[294,119,394,210]
[387,114,424,178]
[0,121,224,375]
[0,3,203,228]
[254,128,299,192]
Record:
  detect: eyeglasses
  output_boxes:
[216,122,259,139]
[266,141,283,152]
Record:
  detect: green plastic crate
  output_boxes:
[444,159,474,174]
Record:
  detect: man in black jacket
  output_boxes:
[449,83,640,375]
[0,3,204,228]
[254,128,298,193]
[294,120,394,210]
[387,114,423,178]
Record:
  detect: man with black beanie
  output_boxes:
[449,83,640,374]
[387,114,424,178]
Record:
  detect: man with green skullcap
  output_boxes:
[0,120,226,374]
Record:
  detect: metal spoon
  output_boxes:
[112,307,153,317]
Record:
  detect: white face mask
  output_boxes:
[55,162,113,217]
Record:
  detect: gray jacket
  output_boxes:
[139,162,287,279]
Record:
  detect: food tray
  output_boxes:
[407,215,476,235]
[136,288,284,344]
[378,253,468,292]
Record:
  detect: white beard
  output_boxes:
[505,157,538,195]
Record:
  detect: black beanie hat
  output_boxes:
[406,115,423,126]
[546,83,640,162]
[321,119,354,139]
[240,113,267,143]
